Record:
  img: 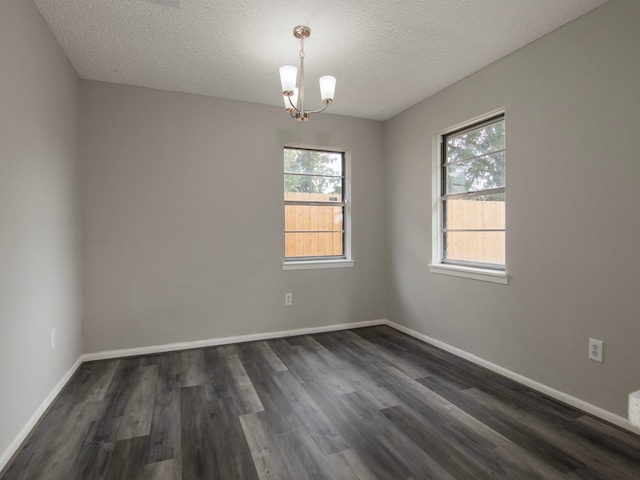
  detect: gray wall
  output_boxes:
[0,0,81,459]
[385,0,640,417]
[79,82,386,353]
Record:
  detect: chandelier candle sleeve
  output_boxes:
[319,76,336,102]
[279,25,336,121]
[280,66,297,95]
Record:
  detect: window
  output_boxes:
[284,147,351,268]
[432,114,506,281]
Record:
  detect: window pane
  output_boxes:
[445,194,505,230]
[284,147,347,261]
[285,205,343,232]
[444,231,505,266]
[285,232,343,257]
[284,149,342,176]
[446,119,504,163]
[284,175,343,200]
[445,152,505,194]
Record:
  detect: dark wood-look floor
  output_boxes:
[3,326,640,479]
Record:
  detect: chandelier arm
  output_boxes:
[287,95,301,113]
[303,101,331,116]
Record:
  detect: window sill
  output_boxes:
[429,263,508,284]
[283,259,354,271]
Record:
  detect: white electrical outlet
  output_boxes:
[589,338,603,362]
[51,328,56,349]
[285,293,293,306]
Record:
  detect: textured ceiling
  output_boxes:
[33,0,609,120]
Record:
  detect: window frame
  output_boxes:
[282,145,353,270]
[429,110,508,284]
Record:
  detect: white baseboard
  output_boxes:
[81,319,388,362]
[0,357,83,474]
[386,320,640,437]
[0,319,385,474]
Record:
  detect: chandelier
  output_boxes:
[279,26,336,122]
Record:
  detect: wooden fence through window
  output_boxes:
[284,196,505,263]
[445,199,505,265]
[285,192,343,257]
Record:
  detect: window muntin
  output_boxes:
[442,115,505,269]
[284,147,346,260]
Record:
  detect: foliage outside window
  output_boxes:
[441,115,505,269]
[284,147,345,260]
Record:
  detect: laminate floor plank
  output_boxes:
[252,341,288,372]
[419,375,585,473]
[464,387,640,479]
[487,389,637,463]
[179,385,218,480]
[299,335,400,410]
[267,338,316,383]
[300,381,412,480]
[343,330,432,379]
[243,360,300,434]
[375,325,532,402]
[576,414,640,460]
[143,459,181,480]
[3,400,98,480]
[239,411,298,480]
[237,342,261,364]
[37,400,109,480]
[312,333,416,397]
[278,427,332,480]
[68,360,120,403]
[4,326,640,480]
[141,351,182,377]
[180,349,207,388]
[325,449,377,480]
[115,364,158,440]
[284,335,306,347]
[202,347,233,401]
[221,352,265,415]
[103,435,150,480]
[363,326,529,406]
[290,343,356,395]
[147,373,181,464]
[67,415,115,480]
[1,399,79,479]
[269,370,349,455]
[380,404,494,479]
[566,466,616,480]
[337,389,457,480]
[315,331,547,476]
[209,396,261,480]
[369,366,568,479]
[95,361,146,442]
